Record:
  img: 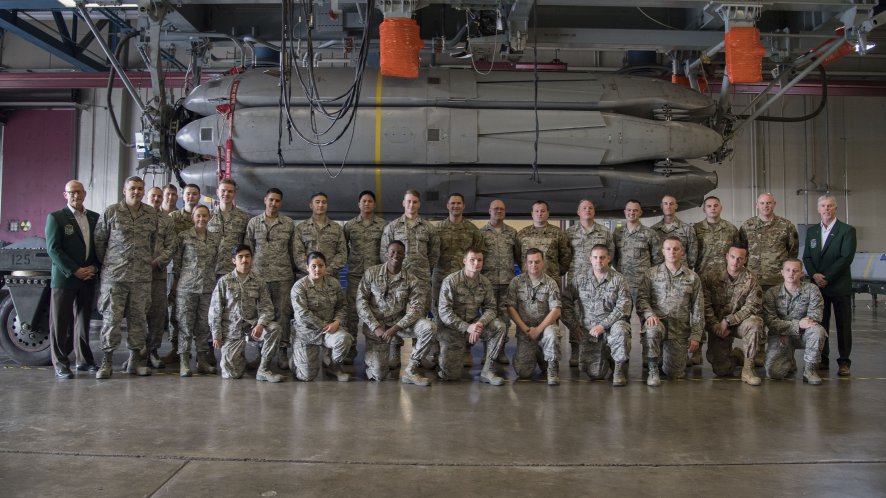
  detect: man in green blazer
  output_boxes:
[45,180,100,378]
[802,194,857,377]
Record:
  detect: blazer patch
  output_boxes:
[64,224,75,236]
[810,238,817,249]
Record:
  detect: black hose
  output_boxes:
[736,65,828,123]
[106,30,139,147]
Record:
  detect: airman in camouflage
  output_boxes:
[244,188,300,369]
[145,187,176,369]
[380,190,440,287]
[208,178,251,277]
[294,192,347,279]
[159,184,182,366]
[636,237,704,386]
[516,200,572,281]
[437,248,507,385]
[173,205,221,377]
[357,241,436,386]
[93,176,158,379]
[209,245,284,383]
[169,183,201,234]
[651,195,698,269]
[290,252,353,382]
[480,199,520,365]
[694,196,740,276]
[700,244,763,386]
[505,248,562,385]
[562,245,632,386]
[739,193,800,289]
[343,190,387,362]
[612,200,660,297]
[763,259,826,385]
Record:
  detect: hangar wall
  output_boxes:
[68,86,886,251]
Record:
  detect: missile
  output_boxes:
[176,107,723,166]
[183,67,717,122]
[180,161,718,218]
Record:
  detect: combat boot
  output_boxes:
[803,363,822,385]
[690,349,703,366]
[646,359,661,387]
[612,362,627,387]
[149,349,164,369]
[480,355,505,386]
[196,352,217,375]
[180,353,192,377]
[546,359,560,386]
[388,341,402,370]
[277,346,290,370]
[326,361,351,382]
[95,352,114,379]
[161,344,179,365]
[256,357,285,383]
[343,345,357,366]
[741,356,762,386]
[401,359,431,386]
[569,346,579,367]
[127,350,151,376]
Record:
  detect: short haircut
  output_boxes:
[219,178,237,189]
[265,187,283,198]
[728,242,748,253]
[625,199,641,207]
[662,236,683,248]
[818,194,837,205]
[404,189,421,200]
[387,240,406,251]
[307,251,326,264]
[184,183,201,193]
[578,198,595,207]
[782,258,802,268]
[231,244,252,258]
[358,190,376,202]
[310,192,328,201]
[465,246,485,257]
[124,175,144,186]
[192,205,210,215]
[532,200,549,210]
[448,192,465,203]
[590,244,610,255]
[525,247,544,258]
[703,195,721,205]
[148,186,163,193]
[163,183,178,193]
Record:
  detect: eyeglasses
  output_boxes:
[65,190,84,196]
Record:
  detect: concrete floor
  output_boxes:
[1,304,885,497]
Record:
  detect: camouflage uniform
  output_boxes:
[209,270,282,379]
[432,218,483,309]
[357,263,436,380]
[562,268,632,379]
[208,205,251,277]
[694,219,739,276]
[147,212,175,355]
[166,208,196,352]
[380,215,439,288]
[612,223,660,298]
[290,275,353,381]
[701,268,763,376]
[343,214,387,342]
[173,228,221,356]
[504,273,562,378]
[739,216,800,289]
[566,222,615,281]
[437,270,506,380]
[244,213,299,344]
[636,263,704,378]
[480,222,520,326]
[651,217,698,269]
[94,202,157,354]
[294,217,347,279]
[763,282,826,379]
[516,223,572,280]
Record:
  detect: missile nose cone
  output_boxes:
[183,85,208,115]
[176,119,201,150]
[705,168,719,190]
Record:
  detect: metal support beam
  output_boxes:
[0,9,106,71]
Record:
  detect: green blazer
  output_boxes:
[45,206,101,289]
[802,219,856,297]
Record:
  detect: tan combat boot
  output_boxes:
[803,363,822,385]
[646,359,661,387]
[256,356,285,383]
[612,361,627,387]
[196,352,217,375]
[95,352,114,379]
[180,353,192,377]
[401,359,431,386]
[547,359,560,386]
[480,355,506,386]
[741,356,762,386]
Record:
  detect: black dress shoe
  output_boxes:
[76,363,98,372]
[55,367,74,379]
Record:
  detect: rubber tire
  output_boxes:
[0,294,52,366]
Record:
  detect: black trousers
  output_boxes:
[49,284,97,368]
[821,294,852,366]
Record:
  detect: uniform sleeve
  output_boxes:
[727,278,762,326]
[806,284,825,323]
[333,283,347,325]
[398,274,427,330]
[689,275,705,343]
[606,231,616,265]
[244,218,256,253]
[686,225,699,270]
[701,273,719,332]
[292,221,308,274]
[379,224,392,264]
[787,222,800,259]
[330,227,348,277]
[356,270,381,333]
[558,230,572,277]
[763,287,799,337]
[94,208,109,264]
[601,277,632,330]
[209,279,226,342]
[257,281,275,326]
[291,281,325,331]
[650,231,663,266]
[477,280,498,327]
[45,213,79,278]
[438,276,469,333]
[153,219,176,267]
[428,224,441,273]
[635,271,655,320]
[171,233,184,276]
[560,279,581,331]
